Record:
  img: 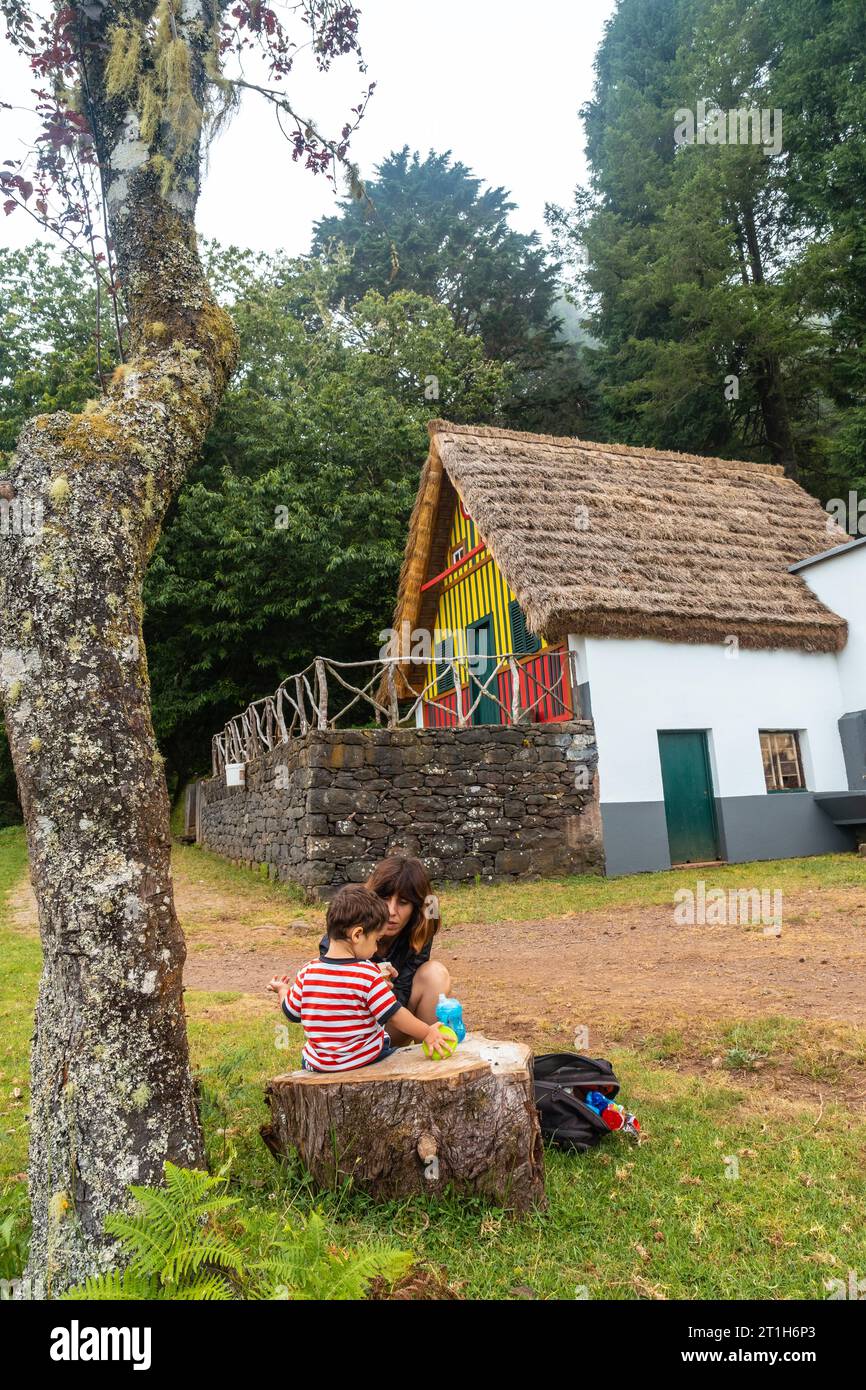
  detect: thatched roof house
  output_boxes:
[392,420,848,664]
[390,421,866,877]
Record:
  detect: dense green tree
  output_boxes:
[768,0,866,499]
[311,147,596,433]
[0,245,117,466]
[144,249,508,784]
[0,240,507,793]
[548,0,865,501]
[312,148,561,363]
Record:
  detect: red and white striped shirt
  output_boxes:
[283,956,401,1071]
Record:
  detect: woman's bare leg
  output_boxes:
[385,960,452,1046]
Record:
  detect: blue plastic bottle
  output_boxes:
[435,993,466,1042]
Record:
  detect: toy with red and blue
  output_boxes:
[584,1089,641,1138]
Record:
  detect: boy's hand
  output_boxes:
[422,1022,452,1059]
[378,962,399,980]
[267,974,291,994]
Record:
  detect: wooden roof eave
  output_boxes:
[380,437,455,700]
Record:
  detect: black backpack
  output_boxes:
[532,1053,621,1152]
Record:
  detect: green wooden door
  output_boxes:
[467,616,499,726]
[658,731,720,864]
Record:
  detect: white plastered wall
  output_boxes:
[796,542,866,713]
[576,635,848,804]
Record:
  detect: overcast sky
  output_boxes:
[0,0,616,258]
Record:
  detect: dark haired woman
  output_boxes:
[318,855,452,1047]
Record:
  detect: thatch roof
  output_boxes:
[390,421,848,678]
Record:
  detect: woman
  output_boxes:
[318,855,452,1046]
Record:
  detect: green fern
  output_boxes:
[63,1163,243,1300]
[59,1268,232,1301]
[61,1166,412,1301]
[103,1164,243,1285]
[59,1270,160,1301]
[250,1210,413,1301]
[103,1167,241,1284]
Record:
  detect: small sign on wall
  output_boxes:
[225,762,246,787]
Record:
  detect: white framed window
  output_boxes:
[451,544,466,566]
[760,730,807,792]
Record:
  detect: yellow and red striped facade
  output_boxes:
[421,496,574,728]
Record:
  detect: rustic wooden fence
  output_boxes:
[212,650,580,776]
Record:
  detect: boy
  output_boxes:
[268,884,452,1072]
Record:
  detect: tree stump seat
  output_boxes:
[261,1032,546,1211]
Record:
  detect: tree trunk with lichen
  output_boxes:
[0,1,238,1293]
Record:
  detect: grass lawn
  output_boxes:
[174,836,866,930]
[2,824,865,1299]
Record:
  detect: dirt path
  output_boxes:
[6,877,39,935]
[179,885,866,1030]
[14,867,866,1029]
[11,859,866,1103]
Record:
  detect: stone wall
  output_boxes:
[199,721,604,897]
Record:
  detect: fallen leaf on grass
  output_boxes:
[631,1275,667,1300]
